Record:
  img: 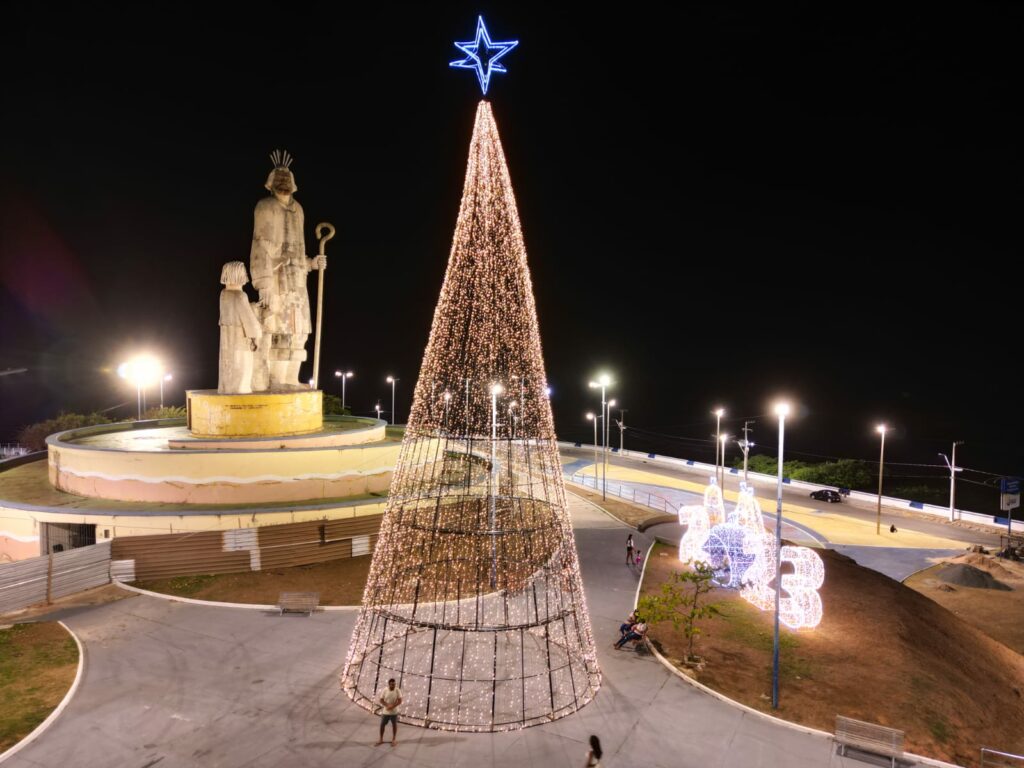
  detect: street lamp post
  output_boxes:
[772,401,790,710]
[386,376,399,425]
[876,424,887,535]
[160,373,172,409]
[586,413,598,484]
[738,420,754,486]
[375,402,382,422]
[335,370,353,411]
[713,408,725,487]
[589,374,612,500]
[720,434,729,492]
[490,383,503,587]
[607,397,616,457]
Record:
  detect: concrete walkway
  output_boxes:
[7,495,863,768]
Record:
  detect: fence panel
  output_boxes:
[50,541,112,600]
[0,557,49,614]
[111,514,385,582]
[0,542,112,614]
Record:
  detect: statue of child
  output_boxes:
[218,261,263,394]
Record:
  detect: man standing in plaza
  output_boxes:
[375,678,402,746]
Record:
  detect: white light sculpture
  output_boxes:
[678,481,824,629]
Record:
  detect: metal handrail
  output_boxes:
[981,747,1024,768]
[564,472,678,515]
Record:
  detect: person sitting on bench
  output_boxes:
[619,610,638,638]
[614,620,647,650]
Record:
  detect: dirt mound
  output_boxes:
[954,552,1020,579]
[643,544,1024,766]
[936,563,1011,591]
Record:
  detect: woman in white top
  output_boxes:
[584,735,603,766]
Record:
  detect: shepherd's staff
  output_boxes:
[312,222,335,389]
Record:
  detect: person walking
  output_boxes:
[584,735,603,767]
[625,533,634,564]
[375,678,402,746]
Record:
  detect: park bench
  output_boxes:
[835,715,904,767]
[276,591,319,616]
[622,626,649,653]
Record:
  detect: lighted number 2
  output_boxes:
[677,504,710,564]
[676,478,722,564]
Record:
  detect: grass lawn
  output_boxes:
[135,555,372,606]
[0,622,78,752]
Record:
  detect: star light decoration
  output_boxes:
[677,480,824,629]
[450,16,519,95]
[341,102,600,732]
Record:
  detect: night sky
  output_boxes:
[2,6,1021,506]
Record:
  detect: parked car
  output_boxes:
[809,489,842,503]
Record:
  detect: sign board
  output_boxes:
[1001,478,1020,512]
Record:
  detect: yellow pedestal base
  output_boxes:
[187,390,323,438]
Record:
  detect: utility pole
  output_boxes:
[939,442,964,522]
[737,420,754,485]
[616,409,628,453]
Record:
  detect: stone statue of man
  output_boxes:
[218,261,262,394]
[249,150,326,390]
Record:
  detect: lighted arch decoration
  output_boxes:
[677,480,824,630]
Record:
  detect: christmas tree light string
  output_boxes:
[341,101,601,732]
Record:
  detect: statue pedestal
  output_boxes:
[187,390,323,438]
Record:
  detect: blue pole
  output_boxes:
[773,413,785,709]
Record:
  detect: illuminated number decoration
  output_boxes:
[450,16,519,95]
[777,545,825,629]
[678,482,824,629]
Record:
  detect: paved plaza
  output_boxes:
[3,494,875,768]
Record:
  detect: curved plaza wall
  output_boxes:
[46,421,401,505]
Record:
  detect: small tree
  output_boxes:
[322,394,351,416]
[638,561,720,662]
[17,412,113,452]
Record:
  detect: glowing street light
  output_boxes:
[386,376,399,425]
[335,370,354,411]
[876,424,888,535]
[375,402,382,422]
[118,355,162,420]
[588,374,612,499]
[772,400,790,710]
[713,407,725,487]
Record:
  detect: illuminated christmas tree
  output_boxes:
[342,101,601,731]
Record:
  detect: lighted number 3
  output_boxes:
[740,543,823,629]
[776,545,825,630]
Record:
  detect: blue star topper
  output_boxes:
[450,16,518,95]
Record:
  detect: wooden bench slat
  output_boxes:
[835,715,904,766]
[277,591,320,615]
